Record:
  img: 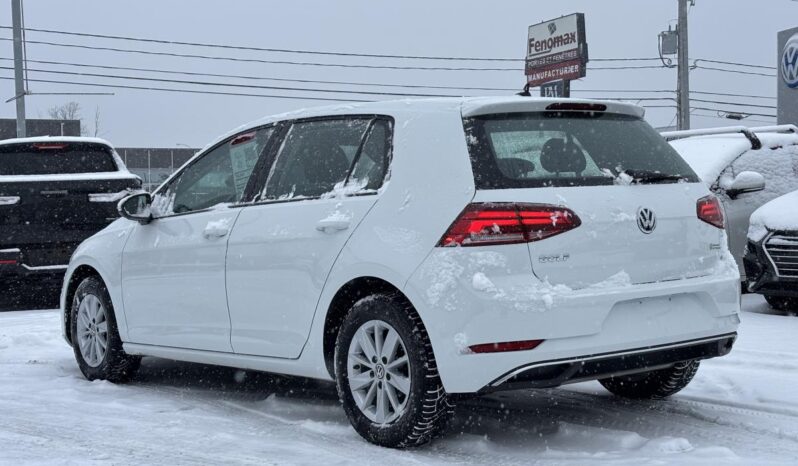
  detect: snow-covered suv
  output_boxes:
[744,190,798,312]
[60,97,741,447]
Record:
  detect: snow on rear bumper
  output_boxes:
[404,248,741,394]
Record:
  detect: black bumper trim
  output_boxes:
[481,333,737,393]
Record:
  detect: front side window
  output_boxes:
[465,112,699,189]
[157,127,273,215]
[263,117,391,200]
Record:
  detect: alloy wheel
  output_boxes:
[347,320,411,424]
[76,294,109,368]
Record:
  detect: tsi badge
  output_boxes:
[637,207,657,234]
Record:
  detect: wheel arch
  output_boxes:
[322,276,418,379]
[62,264,104,344]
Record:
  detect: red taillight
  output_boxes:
[0,259,17,265]
[468,339,544,354]
[32,143,68,150]
[438,203,581,247]
[697,195,724,229]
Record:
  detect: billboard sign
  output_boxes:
[778,27,798,125]
[525,13,588,87]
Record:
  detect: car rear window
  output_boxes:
[0,142,117,175]
[463,112,699,189]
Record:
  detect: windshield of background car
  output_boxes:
[0,143,117,175]
[463,111,700,189]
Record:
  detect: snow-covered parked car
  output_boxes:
[665,125,798,281]
[744,190,798,312]
[0,137,141,289]
[61,97,740,448]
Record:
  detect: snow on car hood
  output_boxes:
[670,133,798,185]
[748,189,798,241]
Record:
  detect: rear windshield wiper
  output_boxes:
[620,169,686,184]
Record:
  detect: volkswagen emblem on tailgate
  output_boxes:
[637,207,657,234]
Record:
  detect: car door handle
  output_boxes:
[203,222,230,239]
[316,218,350,232]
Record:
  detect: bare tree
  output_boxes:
[93,106,101,137]
[47,101,82,121]
[47,101,102,136]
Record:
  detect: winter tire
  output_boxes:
[599,360,700,400]
[764,295,798,314]
[71,276,141,383]
[334,293,454,448]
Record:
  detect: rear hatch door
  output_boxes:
[463,105,724,288]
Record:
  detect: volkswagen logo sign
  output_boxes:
[782,33,798,89]
[637,207,657,234]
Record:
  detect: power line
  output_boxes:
[690,90,776,100]
[0,57,518,92]
[0,65,464,98]
[689,98,777,110]
[0,37,523,72]
[0,37,667,73]
[0,25,662,64]
[694,58,776,70]
[0,75,373,102]
[2,66,683,103]
[693,65,776,78]
[0,57,683,95]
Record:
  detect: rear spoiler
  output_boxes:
[660,124,798,151]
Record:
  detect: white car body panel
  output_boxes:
[62,97,741,395]
[226,196,377,358]
[121,209,241,352]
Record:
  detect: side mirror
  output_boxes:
[118,192,153,224]
[725,171,766,198]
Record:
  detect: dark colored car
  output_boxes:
[743,191,798,313]
[0,137,141,294]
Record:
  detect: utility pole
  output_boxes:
[11,0,26,138]
[676,0,691,130]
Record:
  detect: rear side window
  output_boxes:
[263,117,391,200]
[0,142,117,175]
[464,112,699,189]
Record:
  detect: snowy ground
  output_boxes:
[1,294,797,465]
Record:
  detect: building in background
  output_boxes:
[116,148,198,191]
[0,118,80,139]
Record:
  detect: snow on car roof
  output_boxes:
[0,135,116,149]
[196,96,645,155]
[670,132,798,184]
[749,189,798,238]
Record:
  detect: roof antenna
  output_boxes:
[516,83,531,97]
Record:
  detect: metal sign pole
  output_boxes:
[11,0,26,138]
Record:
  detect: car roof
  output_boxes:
[670,132,798,184]
[0,135,116,149]
[198,96,646,155]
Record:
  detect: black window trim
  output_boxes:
[150,123,278,220]
[244,113,394,208]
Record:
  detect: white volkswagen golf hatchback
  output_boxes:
[61,97,741,447]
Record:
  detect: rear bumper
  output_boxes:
[405,248,741,393]
[482,333,736,393]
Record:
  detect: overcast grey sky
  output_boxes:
[2,0,796,147]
